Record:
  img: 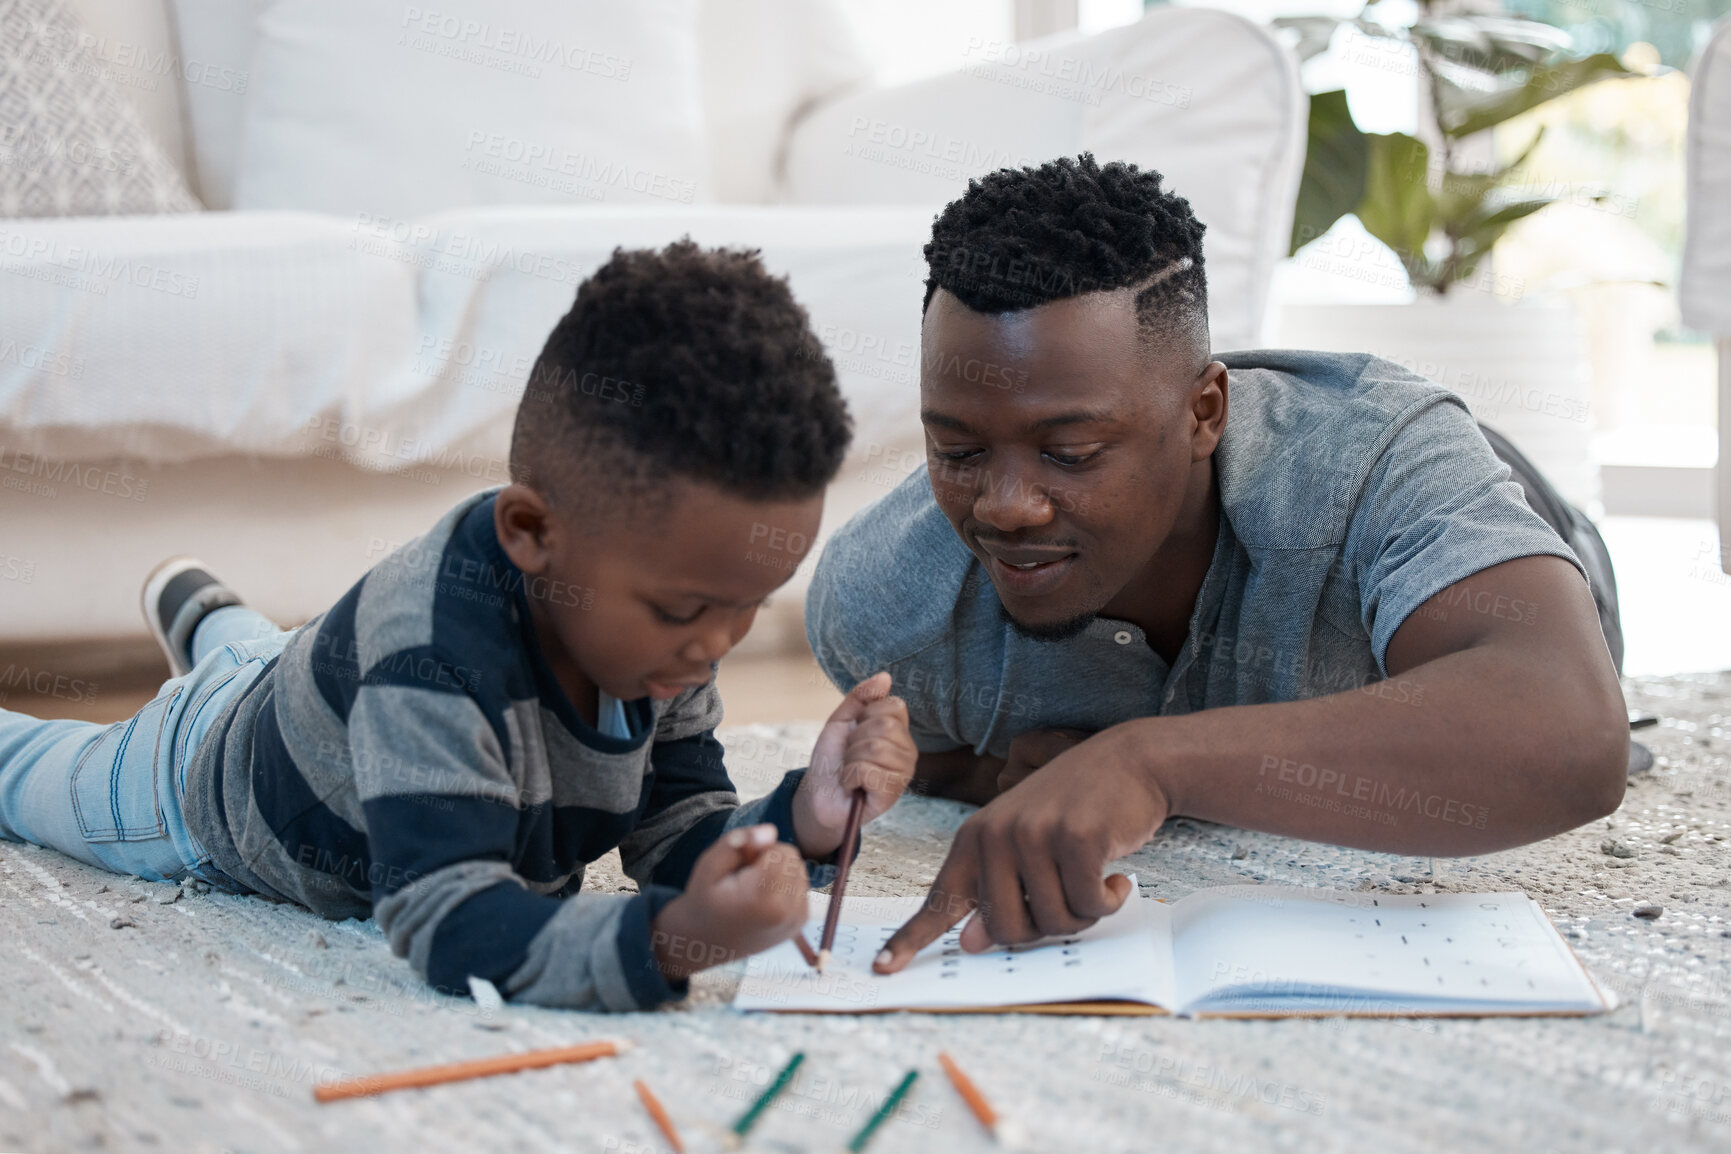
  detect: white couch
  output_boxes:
[0,0,1304,652]
[1682,14,1731,575]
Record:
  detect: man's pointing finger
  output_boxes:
[872,849,979,974]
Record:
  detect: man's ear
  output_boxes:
[493,483,555,576]
[1190,360,1228,461]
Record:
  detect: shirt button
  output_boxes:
[1113,630,1134,646]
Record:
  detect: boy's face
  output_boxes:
[495,478,823,703]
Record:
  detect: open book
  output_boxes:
[735,885,1614,1018]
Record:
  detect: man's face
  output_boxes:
[497,478,822,702]
[919,287,1215,638]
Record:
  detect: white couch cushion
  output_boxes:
[178,0,872,211]
[0,205,931,473]
[59,0,192,182]
[231,0,710,219]
[166,0,264,210]
[0,0,201,216]
[0,210,417,461]
[696,0,872,203]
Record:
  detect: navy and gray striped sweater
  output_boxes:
[184,488,824,1010]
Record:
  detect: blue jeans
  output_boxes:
[0,607,294,883]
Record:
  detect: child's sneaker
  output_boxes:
[141,557,244,677]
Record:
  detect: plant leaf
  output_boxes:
[1356,131,1434,268]
[1457,196,1552,241]
[1289,90,1369,256]
[1445,198,1553,286]
[1433,127,1545,226]
[1441,53,1633,138]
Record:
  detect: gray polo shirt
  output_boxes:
[805,350,1585,758]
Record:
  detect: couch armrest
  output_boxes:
[780,7,1305,351]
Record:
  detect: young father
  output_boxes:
[805,155,1629,973]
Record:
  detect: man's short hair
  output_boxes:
[922,154,1209,357]
[510,240,852,519]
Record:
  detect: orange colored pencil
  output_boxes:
[634,1078,684,1153]
[938,1051,998,1138]
[313,1039,628,1102]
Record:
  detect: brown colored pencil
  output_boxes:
[313,1039,628,1102]
[817,788,867,971]
[634,1078,684,1153]
[793,931,821,969]
[938,1051,998,1138]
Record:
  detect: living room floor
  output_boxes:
[4,671,1728,1153]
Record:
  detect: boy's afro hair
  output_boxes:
[510,240,852,513]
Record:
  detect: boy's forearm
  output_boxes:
[790,785,840,859]
[742,770,841,883]
[1129,643,1628,856]
[628,770,821,889]
[651,893,718,981]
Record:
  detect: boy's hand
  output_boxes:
[793,672,916,859]
[651,824,808,982]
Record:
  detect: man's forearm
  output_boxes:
[1130,644,1628,856]
[913,747,1005,807]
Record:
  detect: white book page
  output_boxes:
[735,890,1176,1012]
[1169,887,1604,1014]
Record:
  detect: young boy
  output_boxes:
[0,240,916,1010]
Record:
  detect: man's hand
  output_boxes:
[652,824,808,981]
[793,672,916,859]
[873,726,1167,973]
[997,727,1092,793]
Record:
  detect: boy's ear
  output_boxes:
[493,483,556,575]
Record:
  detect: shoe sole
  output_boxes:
[141,556,216,677]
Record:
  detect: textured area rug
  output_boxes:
[2,672,1728,1153]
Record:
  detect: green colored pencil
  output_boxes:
[847,1069,920,1153]
[731,1051,805,1140]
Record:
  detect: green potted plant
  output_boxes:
[1272,0,1641,511]
[1279,0,1633,290]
